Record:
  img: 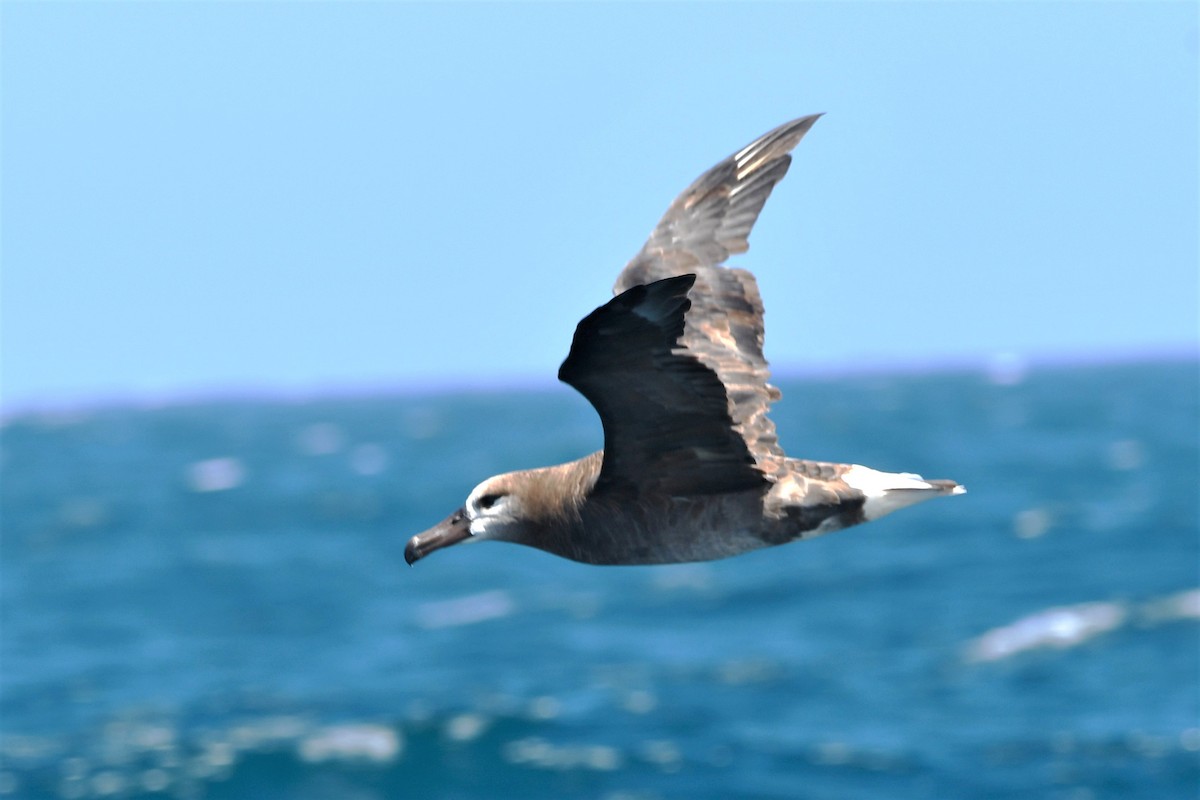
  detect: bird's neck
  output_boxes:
[509,452,603,555]
[521,451,602,521]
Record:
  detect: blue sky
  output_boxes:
[2,2,1196,411]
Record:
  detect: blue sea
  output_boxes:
[2,359,1198,800]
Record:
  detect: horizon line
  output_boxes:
[3,346,1196,422]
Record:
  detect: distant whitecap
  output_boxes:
[185,458,245,493]
[138,769,169,793]
[350,443,389,475]
[297,724,402,764]
[1106,439,1146,471]
[639,739,683,772]
[444,714,489,742]
[1013,507,1052,539]
[296,423,344,455]
[527,695,561,720]
[402,407,443,440]
[621,690,658,714]
[1140,588,1200,623]
[59,497,108,528]
[813,740,853,765]
[228,716,309,750]
[416,590,515,629]
[965,601,1128,662]
[504,737,622,771]
[90,770,126,796]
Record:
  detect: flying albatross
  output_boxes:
[406,114,964,567]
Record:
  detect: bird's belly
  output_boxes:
[578,493,772,565]
[574,487,857,566]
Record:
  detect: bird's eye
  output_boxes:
[478,493,503,510]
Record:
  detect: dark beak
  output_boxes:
[405,508,471,565]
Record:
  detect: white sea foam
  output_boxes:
[417,590,515,629]
[965,588,1200,663]
[444,713,489,742]
[296,423,344,455]
[349,443,389,475]
[1140,588,1200,623]
[185,457,245,492]
[297,724,402,764]
[1013,507,1052,539]
[1106,438,1147,471]
[503,737,623,771]
[965,601,1128,662]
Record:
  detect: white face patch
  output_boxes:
[468,516,495,538]
[465,478,516,540]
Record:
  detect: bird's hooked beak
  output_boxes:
[405,508,471,565]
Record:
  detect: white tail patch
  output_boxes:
[842,464,964,521]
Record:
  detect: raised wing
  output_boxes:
[615,114,822,291]
[613,114,822,466]
[558,275,766,497]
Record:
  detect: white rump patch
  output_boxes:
[842,464,957,521]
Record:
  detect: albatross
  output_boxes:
[406,114,964,567]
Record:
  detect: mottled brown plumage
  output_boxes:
[406,115,964,567]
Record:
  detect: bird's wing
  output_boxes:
[558,275,767,496]
[612,114,822,467]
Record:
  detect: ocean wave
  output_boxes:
[964,588,1200,663]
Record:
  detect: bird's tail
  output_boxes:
[840,465,966,521]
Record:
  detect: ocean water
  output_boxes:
[1,359,1197,800]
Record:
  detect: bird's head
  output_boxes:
[404,473,524,565]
